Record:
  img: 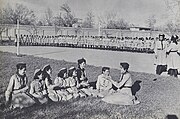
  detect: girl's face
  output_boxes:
[103,69,110,76]
[47,68,52,75]
[63,72,67,78]
[38,73,43,80]
[72,70,77,77]
[120,65,126,74]
[18,68,26,76]
[80,62,86,69]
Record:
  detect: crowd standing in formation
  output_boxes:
[16,34,155,53]
[154,34,180,77]
[5,58,140,110]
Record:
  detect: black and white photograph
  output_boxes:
[0,0,180,118]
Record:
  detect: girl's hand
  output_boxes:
[22,86,28,93]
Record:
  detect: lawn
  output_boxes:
[0,51,180,119]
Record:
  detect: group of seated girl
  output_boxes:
[5,58,140,109]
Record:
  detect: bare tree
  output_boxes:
[98,12,129,29]
[44,8,53,26]
[82,12,94,28]
[116,18,129,29]
[163,21,178,36]
[60,3,71,13]
[0,9,7,40]
[36,20,43,26]
[2,3,36,25]
[98,12,117,29]
[145,15,157,30]
[60,3,78,27]
[54,13,65,26]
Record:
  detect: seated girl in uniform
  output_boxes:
[76,58,95,96]
[96,67,115,97]
[65,67,86,98]
[5,63,35,109]
[102,62,140,105]
[42,64,60,102]
[54,68,73,101]
[76,58,89,88]
[29,69,48,104]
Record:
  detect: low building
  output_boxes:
[129,26,151,31]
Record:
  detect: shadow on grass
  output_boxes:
[132,80,142,95]
[55,107,110,119]
[89,81,97,89]
[165,115,178,119]
[89,80,143,95]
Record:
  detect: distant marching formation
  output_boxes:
[5,59,140,110]
[15,34,156,53]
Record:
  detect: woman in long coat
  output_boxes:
[5,63,35,109]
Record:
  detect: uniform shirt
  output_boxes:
[76,68,88,83]
[54,77,67,87]
[154,40,168,52]
[118,73,132,88]
[154,40,168,65]
[166,43,179,69]
[30,79,45,96]
[166,43,178,52]
[96,74,113,91]
[65,77,79,88]
[5,74,28,101]
[6,74,28,94]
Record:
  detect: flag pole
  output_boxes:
[98,22,101,37]
[17,19,20,56]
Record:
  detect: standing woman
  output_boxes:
[102,62,140,105]
[42,64,59,102]
[154,34,168,75]
[29,69,48,104]
[177,36,180,75]
[166,35,179,77]
[5,63,35,109]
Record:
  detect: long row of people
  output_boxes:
[14,34,156,53]
[5,58,140,110]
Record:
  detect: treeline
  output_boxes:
[0,3,179,36]
[0,3,131,29]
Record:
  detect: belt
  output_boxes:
[170,51,177,52]
[123,86,132,88]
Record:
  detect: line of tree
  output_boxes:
[0,3,131,29]
[0,3,179,36]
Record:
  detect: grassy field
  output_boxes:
[0,51,180,119]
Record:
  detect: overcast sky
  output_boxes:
[2,0,179,27]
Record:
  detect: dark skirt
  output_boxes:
[156,65,167,75]
[168,69,178,77]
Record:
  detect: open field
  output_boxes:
[0,46,156,74]
[0,51,180,118]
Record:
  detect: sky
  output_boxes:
[2,0,179,27]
